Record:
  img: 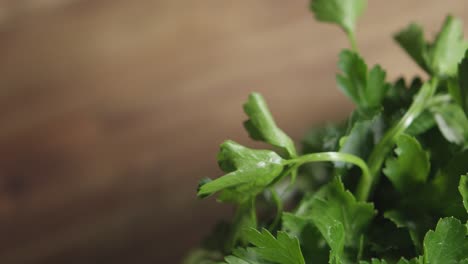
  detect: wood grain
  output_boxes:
[0,0,467,263]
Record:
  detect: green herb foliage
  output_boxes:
[185,1,468,263]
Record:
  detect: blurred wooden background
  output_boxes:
[0,0,467,263]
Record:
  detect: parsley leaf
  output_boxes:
[395,16,468,77]
[394,24,430,73]
[458,51,468,114]
[430,103,468,147]
[224,248,265,264]
[244,93,297,158]
[383,210,428,253]
[282,212,329,263]
[224,256,257,264]
[336,50,390,114]
[338,116,378,163]
[460,175,468,214]
[405,110,436,136]
[198,140,285,202]
[423,217,468,264]
[302,123,345,153]
[310,0,367,35]
[192,2,468,264]
[428,151,468,219]
[359,258,423,264]
[360,258,423,264]
[399,259,423,264]
[359,259,389,264]
[297,177,376,263]
[383,134,430,193]
[234,228,306,264]
[429,16,468,77]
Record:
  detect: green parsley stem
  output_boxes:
[347,31,359,52]
[426,94,452,108]
[268,188,283,231]
[288,152,371,201]
[226,198,257,252]
[367,79,438,191]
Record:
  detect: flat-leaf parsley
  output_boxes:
[185,1,468,263]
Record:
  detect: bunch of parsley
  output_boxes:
[185,1,468,263]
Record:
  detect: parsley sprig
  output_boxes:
[186,1,468,263]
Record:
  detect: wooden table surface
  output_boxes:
[0,1,467,263]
